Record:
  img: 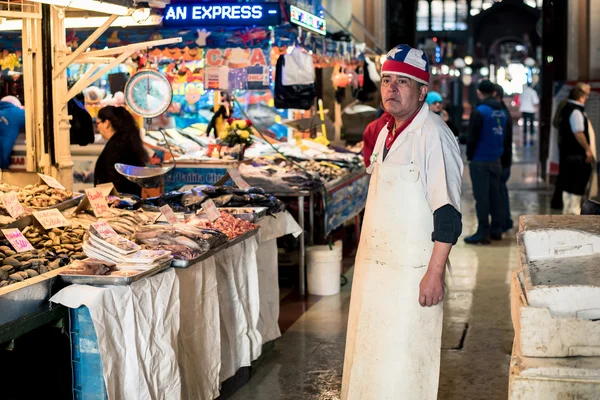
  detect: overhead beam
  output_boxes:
[54,14,118,78]
[0,11,42,19]
[66,50,134,102]
[77,37,182,60]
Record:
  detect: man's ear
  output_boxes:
[419,85,429,103]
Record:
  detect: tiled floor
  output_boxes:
[231,132,555,399]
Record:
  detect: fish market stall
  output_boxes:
[33,184,300,399]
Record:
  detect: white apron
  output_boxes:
[342,131,443,400]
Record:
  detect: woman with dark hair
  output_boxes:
[94,106,148,195]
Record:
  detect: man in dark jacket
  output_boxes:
[495,84,514,231]
[464,80,508,244]
[557,84,593,215]
[0,96,25,169]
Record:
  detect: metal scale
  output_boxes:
[115,69,176,188]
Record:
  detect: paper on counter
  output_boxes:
[51,269,182,400]
[257,211,303,242]
[214,236,262,382]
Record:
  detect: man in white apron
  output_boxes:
[342,44,464,400]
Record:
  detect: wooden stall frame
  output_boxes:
[0,0,181,190]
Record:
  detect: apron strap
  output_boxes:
[446,258,455,285]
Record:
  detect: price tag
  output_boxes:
[38,173,66,190]
[85,188,111,217]
[203,199,221,222]
[159,205,178,225]
[227,168,251,189]
[91,221,117,239]
[2,228,35,253]
[33,209,70,230]
[1,191,25,219]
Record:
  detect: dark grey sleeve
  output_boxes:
[431,204,463,245]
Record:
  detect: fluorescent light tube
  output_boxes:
[32,0,131,16]
[0,14,162,31]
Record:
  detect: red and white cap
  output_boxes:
[381,44,430,85]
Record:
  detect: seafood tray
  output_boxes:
[196,207,267,223]
[1,194,85,232]
[172,228,259,268]
[0,266,68,327]
[220,207,267,222]
[59,259,172,286]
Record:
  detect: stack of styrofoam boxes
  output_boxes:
[510,215,600,400]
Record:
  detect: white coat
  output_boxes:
[342,103,463,399]
[368,103,464,214]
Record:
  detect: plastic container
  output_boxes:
[307,242,343,296]
[71,306,108,400]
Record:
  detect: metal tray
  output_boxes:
[196,207,267,223]
[0,266,68,327]
[0,194,85,234]
[221,207,268,223]
[58,259,173,286]
[172,228,259,268]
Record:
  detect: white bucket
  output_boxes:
[306,241,343,296]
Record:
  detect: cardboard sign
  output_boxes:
[159,205,178,225]
[84,188,111,217]
[91,221,117,239]
[2,228,35,253]
[38,173,66,190]
[76,183,119,214]
[33,209,71,230]
[1,191,25,219]
[227,168,251,189]
[203,199,221,222]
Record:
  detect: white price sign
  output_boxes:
[91,221,117,239]
[203,199,221,222]
[33,209,70,230]
[227,168,251,189]
[85,188,111,217]
[1,191,25,219]
[159,205,178,225]
[38,173,66,190]
[2,228,35,253]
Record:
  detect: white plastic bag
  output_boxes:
[365,57,380,83]
[281,48,316,86]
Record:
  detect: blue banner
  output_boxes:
[325,173,369,235]
[164,167,232,192]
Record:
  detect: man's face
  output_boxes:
[429,101,443,113]
[381,74,426,118]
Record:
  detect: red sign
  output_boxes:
[2,228,35,253]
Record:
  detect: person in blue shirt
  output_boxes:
[465,80,508,244]
[0,96,25,170]
[426,91,460,137]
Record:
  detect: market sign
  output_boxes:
[290,5,326,36]
[162,3,281,27]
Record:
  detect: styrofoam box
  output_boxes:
[518,215,600,319]
[511,271,600,358]
[509,339,600,400]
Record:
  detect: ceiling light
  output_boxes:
[0,15,162,31]
[31,0,131,16]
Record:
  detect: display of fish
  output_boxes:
[134,224,227,253]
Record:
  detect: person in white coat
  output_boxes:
[519,83,539,147]
[342,44,463,400]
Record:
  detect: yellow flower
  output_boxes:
[233,120,247,129]
[240,130,250,139]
